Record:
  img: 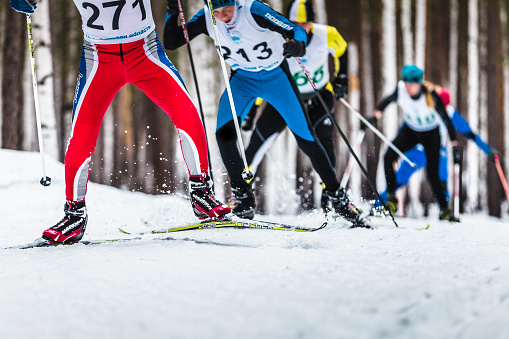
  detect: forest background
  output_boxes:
[1,0,508,218]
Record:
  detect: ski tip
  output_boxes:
[313,222,328,231]
[118,227,131,235]
[417,223,431,231]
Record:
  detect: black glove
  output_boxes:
[167,0,179,15]
[283,39,306,58]
[360,115,378,131]
[452,146,462,164]
[242,104,258,131]
[332,74,349,99]
[488,149,500,163]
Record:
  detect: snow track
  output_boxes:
[1,150,508,339]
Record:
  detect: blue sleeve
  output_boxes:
[250,1,307,46]
[10,0,37,14]
[451,110,491,155]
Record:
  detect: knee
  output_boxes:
[384,151,397,165]
[216,123,236,142]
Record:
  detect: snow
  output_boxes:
[1,149,509,339]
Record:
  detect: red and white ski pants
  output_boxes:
[66,30,208,202]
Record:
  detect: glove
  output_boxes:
[283,39,306,58]
[10,0,38,14]
[360,115,378,131]
[167,0,179,15]
[488,149,500,163]
[332,74,349,99]
[242,104,258,131]
[452,146,462,164]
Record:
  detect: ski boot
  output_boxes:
[386,192,398,215]
[320,183,332,213]
[231,184,256,220]
[190,175,231,220]
[325,187,371,228]
[42,200,88,244]
[439,207,460,223]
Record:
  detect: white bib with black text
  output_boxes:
[204,0,285,72]
[397,81,439,132]
[74,0,155,44]
[288,24,329,94]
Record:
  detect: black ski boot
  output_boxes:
[42,200,88,244]
[231,184,256,220]
[190,175,231,220]
[324,187,371,228]
[386,192,398,215]
[439,207,460,223]
[320,183,332,212]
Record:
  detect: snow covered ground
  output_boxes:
[1,149,509,339]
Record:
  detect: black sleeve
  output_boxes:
[376,87,399,112]
[432,91,457,141]
[163,10,209,50]
[338,47,348,76]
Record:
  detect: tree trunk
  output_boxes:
[1,10,25,150]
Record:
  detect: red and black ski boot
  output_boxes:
[42,200,88,244]
[190,175,231,220]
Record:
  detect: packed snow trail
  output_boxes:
[1,150,508,339]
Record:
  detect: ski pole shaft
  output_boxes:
[453,163,460,216]
[494,155,509,205]
[295,57,398,227]
[339,98,417,168]
[340,129,365,187]
[26,14,51,187]
[177,0,214,184]
[205,1,253,182]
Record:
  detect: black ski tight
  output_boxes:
[217,119,339,190]
[245,88,336,169]
[384,125,448,209]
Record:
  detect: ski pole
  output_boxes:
[26,14,51,187]
[295,57,398,227]
[340,98,417,168]
[177,0,215,184]
[453,163,460,216]
[494,155,509,205]
[205,1,253,182]
[340,129,365,187]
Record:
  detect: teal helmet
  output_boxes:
[401,65,424,84]
[204,0,236,10]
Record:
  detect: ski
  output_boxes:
[118,217,327,235]
[7,237,140,249]
[8,218,326,250]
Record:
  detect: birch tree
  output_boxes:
[31,0,58,159]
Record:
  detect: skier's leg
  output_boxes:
[245,102,287,175]
[44,42,126,244]
[308,89,336,167]
[383,126,417,213]
[65,42,126,202]
[215,71,259,219]
[421,128,450,211]
[127,32,230,219]
[438,145,450,202]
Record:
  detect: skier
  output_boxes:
[10,0,231,244]
[241,0,349,212]
[164,0,368,227]
[373,86,498,209]
[367,65,460,221]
